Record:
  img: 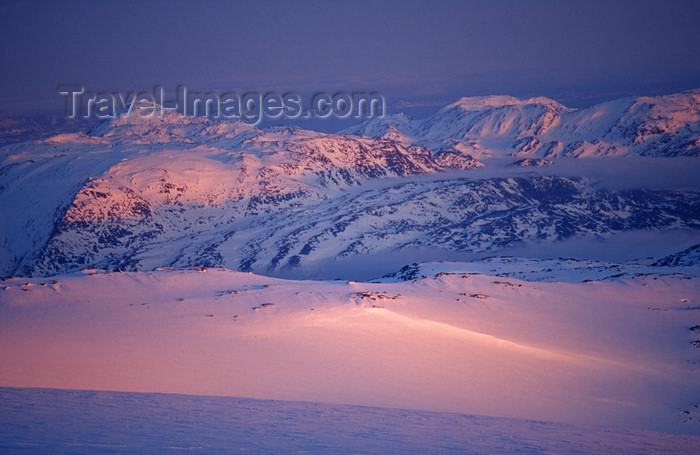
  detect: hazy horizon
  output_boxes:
[2,0,699,125]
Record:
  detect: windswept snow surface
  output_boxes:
[1,267,699,441]
[2,387,699,454]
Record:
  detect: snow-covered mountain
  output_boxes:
[1,90,699,278]
[342,89,700,158]
[0,116,92,146]
[654,243,700,266]
[382,254,700,283]
[2,91,700,447]
[0,115,475,277]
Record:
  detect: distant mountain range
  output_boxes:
[1,90,699,278]
[0,116,93,146]
[342,89,700,158]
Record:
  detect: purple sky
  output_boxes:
[1,0,699,124]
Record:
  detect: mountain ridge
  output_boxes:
[1,89,699,278]
[342,89,700,158]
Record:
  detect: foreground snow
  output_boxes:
[2,387,699,454]
[1,264,699,439]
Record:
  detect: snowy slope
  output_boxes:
[1,267,699,435]
[22,171,700,277]
[1,90,699,279]
[343,89,700,158]
[2,387,699,454]
[654,244,700,267]
[0,118,449,276]
[2,91,699,453]
[381,256,700,283]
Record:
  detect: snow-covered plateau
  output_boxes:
[1,90,699,452]
[1,264,700,451]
